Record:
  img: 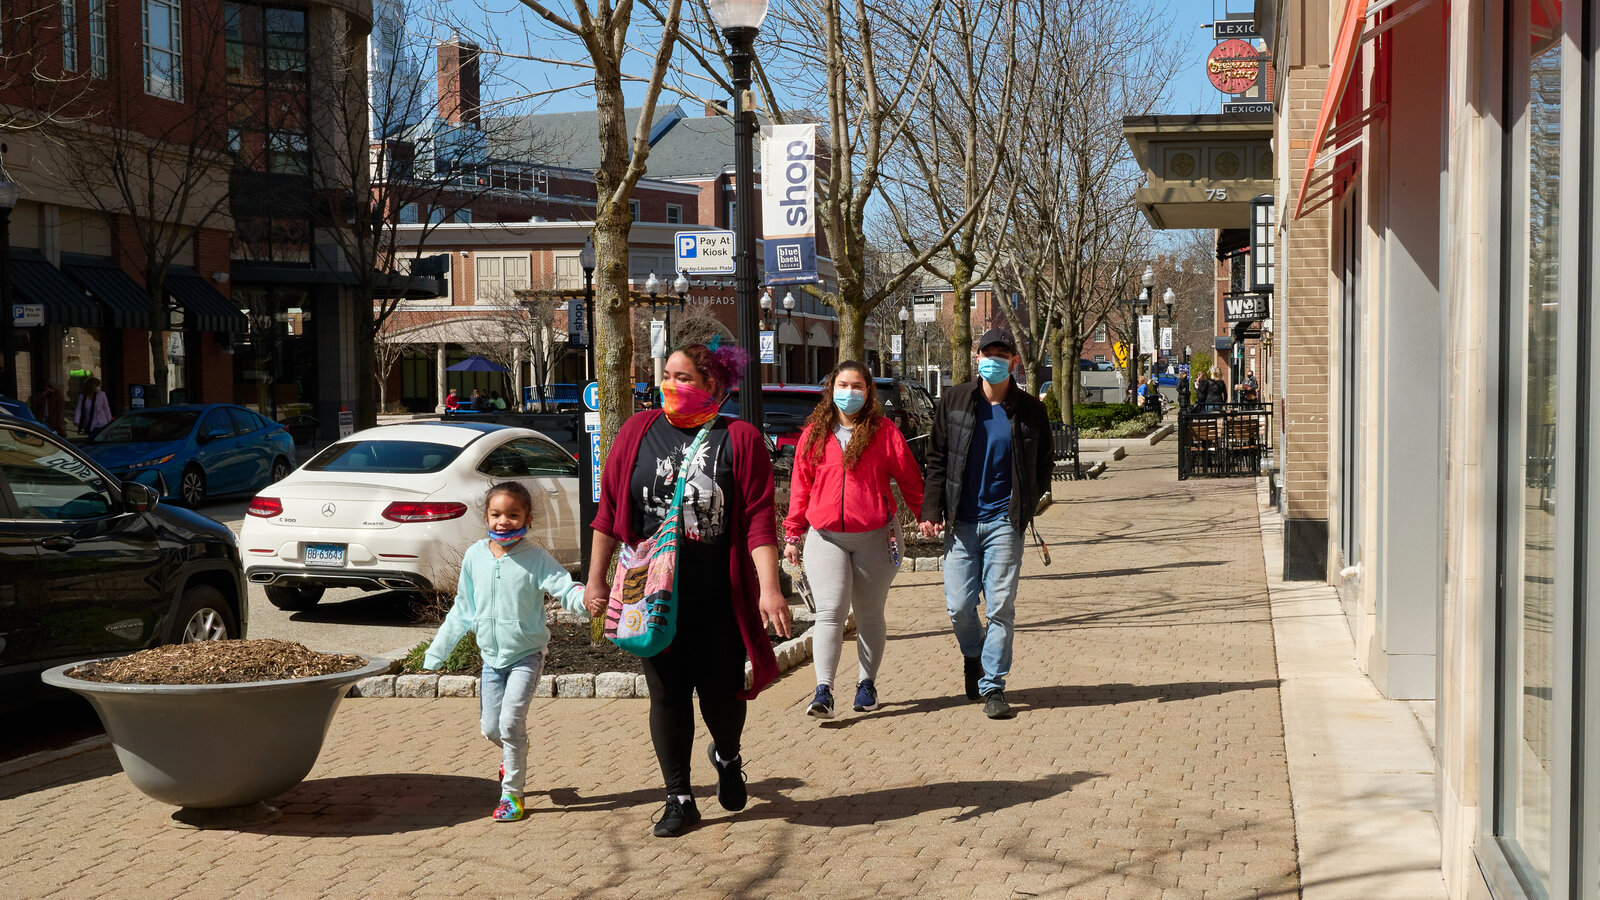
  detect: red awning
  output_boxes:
[1293,0,1370,219]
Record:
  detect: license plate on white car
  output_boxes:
[304,543,347,567]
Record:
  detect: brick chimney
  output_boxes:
[438,39,481,128]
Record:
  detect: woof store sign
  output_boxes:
[760,124,820,286]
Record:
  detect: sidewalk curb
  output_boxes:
[351,630,822,700]
[1145,423,1175,445]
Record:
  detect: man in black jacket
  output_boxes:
[918,330,1054,720]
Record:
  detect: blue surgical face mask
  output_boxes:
[489,526,527,546]
[832,388,866,415]
[977,357,1012,384]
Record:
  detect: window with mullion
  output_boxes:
[142,0,183,100]
[61,0,77,72]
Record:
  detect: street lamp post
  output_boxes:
[579,236,596,382]
[780,289,795,381]
[709,0,769,427]
[672,270,689,352]
[645,272,664,388]
[0,177,17,399]
[898,306,910,379]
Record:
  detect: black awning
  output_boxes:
[165,273,248,332]
[12,257,102,328]
[1216,228,1251,258]
[61,261,157,330]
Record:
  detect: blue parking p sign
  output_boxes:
[582,382,600,411]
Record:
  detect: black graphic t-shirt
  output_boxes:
[631,415,735,547]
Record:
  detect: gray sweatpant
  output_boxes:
[804,526,899,688]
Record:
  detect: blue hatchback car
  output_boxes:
[81,404,296,506]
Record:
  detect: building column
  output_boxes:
[435,343,447,412]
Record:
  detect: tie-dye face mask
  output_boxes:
[661,380,720,428]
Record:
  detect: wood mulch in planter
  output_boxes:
[69,639,367,685]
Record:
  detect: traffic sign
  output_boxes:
[760,331,775,364]
[12,303,42,327]
[675,230,736,275]
[912,294,938,324]
[1113,341,1129,366]
[582,382,600,411]
[589,433,603,502]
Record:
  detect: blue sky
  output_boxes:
[436,0,1240,119]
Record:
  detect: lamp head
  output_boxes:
[1141,265,1155,288]
[673,271,690,295]
[1163,287,1175,306]
[708,0,769,30]
[1138,287,1150,306]
[579,236,595,271]
[782,291,796,312]
[899,307,909,323]
[644,272,661,297]
[760,291,772,311]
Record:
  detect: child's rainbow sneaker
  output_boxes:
[492,794,525,822]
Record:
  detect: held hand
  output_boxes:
[759,590,792,639]
[918,519,944,539]
[582,582,609,618]
[783,542,802,566]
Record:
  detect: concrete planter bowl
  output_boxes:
[42,656,390,827]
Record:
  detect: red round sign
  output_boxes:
[1207,40,1260,94]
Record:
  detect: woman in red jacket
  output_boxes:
[584,341,789,838]
[784,361,924,719]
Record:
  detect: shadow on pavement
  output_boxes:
[739,770,1100,827]
[1017,560,1229,581]
[238,773,492,835]
[289,591,435,628]
[1006,679,1282,710]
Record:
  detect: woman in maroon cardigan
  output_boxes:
[583,342,790,837]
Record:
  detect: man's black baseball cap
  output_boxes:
[977,329,1017,354]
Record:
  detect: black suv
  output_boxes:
[875,378,938,468]
[0,418,246,706]
[724,379,937,470]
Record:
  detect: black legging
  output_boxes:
[641,542,747,795]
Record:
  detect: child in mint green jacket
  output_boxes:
[424,482,587,822]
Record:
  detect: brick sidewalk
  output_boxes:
[0,441,1299,900]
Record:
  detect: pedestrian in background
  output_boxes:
[34,381,66,436]
[423,482,588,823]
[74,377,112,436]
[444,388,461,411]
[918,330,1053,720]
[1176,370,1190,412]
[1199,370,1228,410]
[784,360,924,719]
[585,341,788,837]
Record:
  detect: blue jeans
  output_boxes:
[944,518,1023,695]
[480,651,544,796]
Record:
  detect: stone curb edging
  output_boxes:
[351,630,831,701]
[1146,423,1176,445]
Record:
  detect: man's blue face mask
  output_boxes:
[977,357,1012,384]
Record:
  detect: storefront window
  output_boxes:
[1498,3,1563,890]
[62,328,104,413]
[232,287,313,420]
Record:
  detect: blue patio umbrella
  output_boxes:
[445,355,510,373]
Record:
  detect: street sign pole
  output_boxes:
[579,382,600,583]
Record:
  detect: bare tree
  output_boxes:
[302,1,551,428]
[883,0,1028,385]
[42,0,236,403]
[373,327,423,414]
[470,0,685,448]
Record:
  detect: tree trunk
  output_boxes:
[833,300,868,366]
[1060,328,1078,425]
[949,259,974,385]
[355,324,379,428]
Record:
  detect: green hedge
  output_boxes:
[1071,403,1141,431]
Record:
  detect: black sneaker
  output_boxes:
[983,690,1014,720]
[807,684,834,719]
[964,657,983,702]
[652,796,701,837]
[853,679,879,712]
[706,742,747,811]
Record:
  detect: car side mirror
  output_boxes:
[122,480,159,513]
[201,428,230,443]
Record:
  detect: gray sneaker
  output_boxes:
[983,690,1013,719]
